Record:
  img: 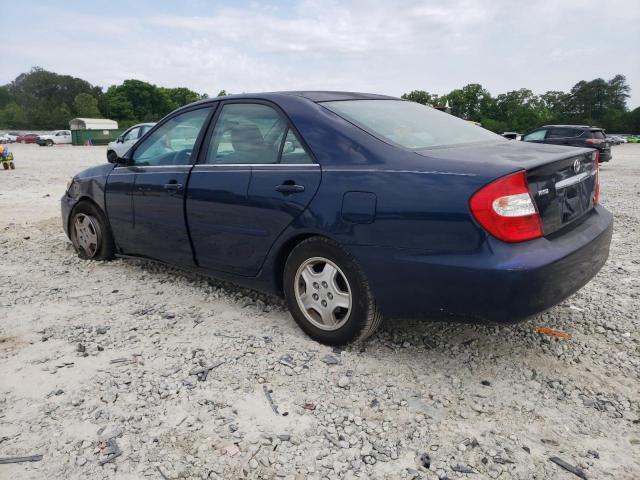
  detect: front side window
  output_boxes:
[322,99,502,149]
[132,107,212,166]
[205,103,287,164]
[523,129,547,141]
[122,127,140,142]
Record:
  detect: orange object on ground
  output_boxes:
[535,327,571,339]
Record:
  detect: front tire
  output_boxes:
[69,201,115,260]
[46,139,54,146]
[107,150,118,163]
[283,237,382,345]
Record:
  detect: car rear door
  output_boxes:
[124,105,215,266]
[186,101,321,276]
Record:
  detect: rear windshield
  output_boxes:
[322,99,502,149]
[590,130,605,139]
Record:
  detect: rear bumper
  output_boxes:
[350,205,613,323]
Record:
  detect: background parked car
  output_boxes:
[37,130,72,146]
[606,135,624,145]
[521,125,612,162]
[0,132,17,143]
[501,132,521,140]
[16,133,40,144]
[106,122,156,162]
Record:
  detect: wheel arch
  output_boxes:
[271,232,338,294]
[67,196,106,232]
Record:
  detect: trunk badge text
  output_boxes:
[537,188,550,196]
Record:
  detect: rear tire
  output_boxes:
[283,236,382,345]
[69,201,115,260]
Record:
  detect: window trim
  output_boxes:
[196,98,317,166]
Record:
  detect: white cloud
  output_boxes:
[1,0,639,106]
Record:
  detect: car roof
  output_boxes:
[542,124,603,130]
[188,91,398,108]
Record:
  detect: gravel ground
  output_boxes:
[0,143,638,480]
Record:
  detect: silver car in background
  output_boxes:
[106,122,155,162]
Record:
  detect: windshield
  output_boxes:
[322,99,502,149]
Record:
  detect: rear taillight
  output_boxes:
[593,151,600,205]
[469,170,543,243]
[585,138,604,145]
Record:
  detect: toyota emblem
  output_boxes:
[573,158,581,174]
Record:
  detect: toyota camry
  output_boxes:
[61,92,613,345]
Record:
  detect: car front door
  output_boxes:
[187,102,321,276]
[119,105,214,265]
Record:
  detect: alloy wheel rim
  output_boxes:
[74,213,100,258]
[294,257,352,331]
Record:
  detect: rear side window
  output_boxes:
[280,129,313,164]
[523,129,547,141]
[590,130,605,139]
[204,103,314,165]
[548,127,581,138]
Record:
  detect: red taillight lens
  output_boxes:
[593,151,600,205]
[469,170,543,243]
[585,138,604,145]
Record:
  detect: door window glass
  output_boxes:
[132,107,212,166]
[547,127,575,138]
[523,129,547,141]
[205,103,286,164]
[122,127,140,142]
[280,129,313,164]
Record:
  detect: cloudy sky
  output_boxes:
[3,0,639,107]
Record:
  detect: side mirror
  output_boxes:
[116,136,123,143]
[107,153,128,165]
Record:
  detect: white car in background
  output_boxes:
[0,132,17,143]
[106,122,155,162]
[37,130,72,146]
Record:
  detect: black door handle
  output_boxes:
[275,184,305,194]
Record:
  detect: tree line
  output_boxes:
[0,67,638,133]
[402,74,639,133]
[0,67,222,130]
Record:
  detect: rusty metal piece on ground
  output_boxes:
[535,326,572,339]
[303,401,316,411]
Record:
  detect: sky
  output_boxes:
[2,0,639,107]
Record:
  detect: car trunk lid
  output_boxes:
[526,151,598,235]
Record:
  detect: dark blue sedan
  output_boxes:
[61,92,613,344]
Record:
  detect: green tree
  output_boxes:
[160,87,202,110]
[401,90,439,105]
[73,93,101,118]
[442,84,493,121]
[217,90,228,97]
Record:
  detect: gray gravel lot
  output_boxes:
[0,143,638,479]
